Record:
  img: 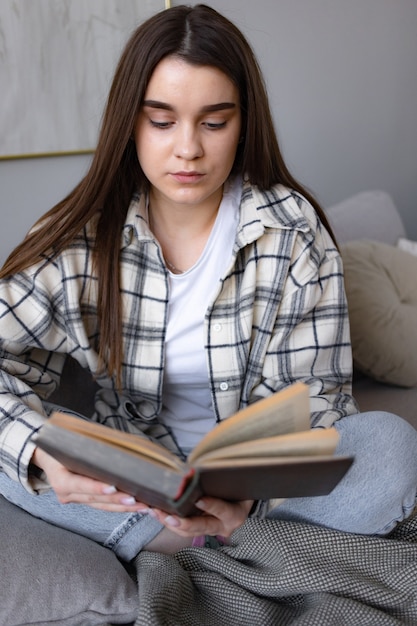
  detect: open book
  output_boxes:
[35,382,353,516]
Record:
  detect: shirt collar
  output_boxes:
[236,180,311,247]
[121,179,311,250]
[121,192,153,248]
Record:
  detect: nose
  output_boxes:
[174,124,203,160]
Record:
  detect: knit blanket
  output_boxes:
[133,515,417,625]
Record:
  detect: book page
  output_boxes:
[48,412,184,471]
[195,427,339,466]
[188,382,310,464]
[195,453,341,469]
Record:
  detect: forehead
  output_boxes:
[144,56,239,104]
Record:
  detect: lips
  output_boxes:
[170,171,205,183]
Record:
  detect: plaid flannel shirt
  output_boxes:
[0,182,358,492]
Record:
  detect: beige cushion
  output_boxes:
[341,240,417,387]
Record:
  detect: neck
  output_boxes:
[147,191,223,274]
[148,187,223,233]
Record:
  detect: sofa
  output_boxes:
[1,189,416,625]
[325,190,417,430]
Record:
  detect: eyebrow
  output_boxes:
[142,100,237,113]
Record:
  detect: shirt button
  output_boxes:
[219,382,229,391]
[213,323,222,332]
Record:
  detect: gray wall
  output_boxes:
[1,0,416,263]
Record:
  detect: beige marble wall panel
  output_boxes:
[0,0,162,157]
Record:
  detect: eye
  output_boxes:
[149,120,173,129]
[204,121,227,130]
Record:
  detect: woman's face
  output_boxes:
[134,56,241,212]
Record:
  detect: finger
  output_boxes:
[197,497,253,521]
[51,472,120,497]
[60,488,149,506]
[154,506,224,537]
[162,514,222,537]
[143,498,251,538]
[137,507,206,536]
[55,490,153,512]
[49,469,139,503]
[191,498,250,535]
[81,502,157,513]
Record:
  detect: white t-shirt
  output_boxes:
[159,178,241,453]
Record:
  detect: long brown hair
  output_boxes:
[0,4,335,383]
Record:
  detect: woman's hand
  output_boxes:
[31,447,148,512]
[147,497,254,540]
[31,448,253,536]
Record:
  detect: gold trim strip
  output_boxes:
[0,149,94,162]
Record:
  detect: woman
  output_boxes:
[0,4,416,559]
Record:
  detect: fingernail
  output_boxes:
[195,499,206,510]
[142,508,157,518]
[102,485,117,495]
[121,496,136,505]
[165,515,180,527]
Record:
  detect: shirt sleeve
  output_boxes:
[0,260,68,491]
[256,217,359,427]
